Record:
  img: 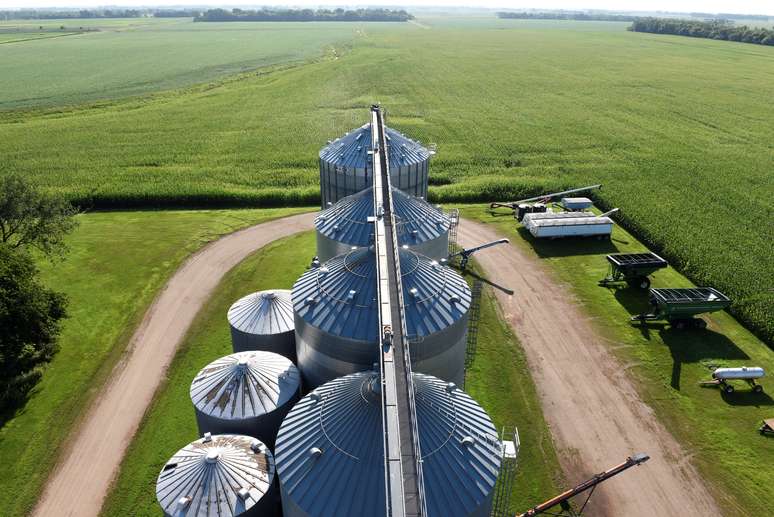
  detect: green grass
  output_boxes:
[459,205,774,516]
[102,231,561,515]
[0,207,311,517]
[0,18,771,344]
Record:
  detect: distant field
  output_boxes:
[0,17,396,108]
[0,17,771,344]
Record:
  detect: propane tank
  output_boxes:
[712,367,765,380]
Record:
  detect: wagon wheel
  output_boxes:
[753,384,763,394]
[673,320,686,330]
[723,384,735,394]
[638,277,651,290]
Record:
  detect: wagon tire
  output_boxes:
[639,277,651,290]
[673,321,686,330]
[723,384,735,394]
[753,385,763,394]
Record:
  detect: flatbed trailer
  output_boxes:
[599,252,668,290]
[631,287,731,329]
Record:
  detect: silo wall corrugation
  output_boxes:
[315,232,354,264]
[294,313,374,389]
[317,230,448,263]
[229,326,296,361]
[319,161,429,208]
[193,392,300,449]
[410,232,449,262]
[410,314,468,387]
[295,312,468,390]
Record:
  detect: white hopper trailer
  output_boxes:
[528,209,619,239]
[522,210,596,230]
[702,366,766,394]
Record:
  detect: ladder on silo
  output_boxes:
[447,208,460,258]
[464,280,484,387]
[371,105,426,517]
[490,427,521,517]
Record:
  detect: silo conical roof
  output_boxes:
[319,123,430,170]
[228,290,294,336]
[275,371,502,517]
[315,186,449,248]
[156,434,275,517]
[191,351,300,422]
[293,247,470,343]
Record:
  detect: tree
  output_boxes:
[0,175,79,259]
[0,244,67,412]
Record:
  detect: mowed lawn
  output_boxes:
[0,18,771,345]
[459,206,774,516]
[102,232,562,516]
[0,208,310,517]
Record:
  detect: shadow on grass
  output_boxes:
[517,227,620,258]
[719,389,774,407]
[660,327,749,391]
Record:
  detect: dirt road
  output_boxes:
[32,212,316,517]
[458,219,720,516]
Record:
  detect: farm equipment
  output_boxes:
[700,366,765,394]
[526,209,619,240]
[599,252,668,289]
[517,453,650,516]
[759,418,774,436]
[490,184,602,221]
[448,238,509,271]
[631,287,731,329]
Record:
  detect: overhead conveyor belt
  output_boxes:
[371,105,426,517]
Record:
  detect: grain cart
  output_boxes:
[631,287,731,329]
[599,252,668,289]
[700,366,765,394]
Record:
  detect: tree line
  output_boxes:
[0,9,202,20]
[497,11,638,22]
[629,17,774,46]
[195,8,413,23]
[1,176,77,417]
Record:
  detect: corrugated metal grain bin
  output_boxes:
[275,370,502,517]
[319,123,431,208]
[292,247,470,388]
[190,351,301,448]
[315,186,450,262]
[156,434,277,517]
[228,290,295,359]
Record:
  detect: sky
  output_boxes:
[1,1,773,16]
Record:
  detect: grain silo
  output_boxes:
[156,433,277,517]
[275,370,502,517]
[190,351,301,448]
[319,123,431,208]
[292,247,470,388]
[315,186,450,262]
[228,290,295,359]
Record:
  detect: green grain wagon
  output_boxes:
[631,287,731,329]
[599,252,668,289]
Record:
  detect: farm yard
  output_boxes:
[0,10,772,517]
